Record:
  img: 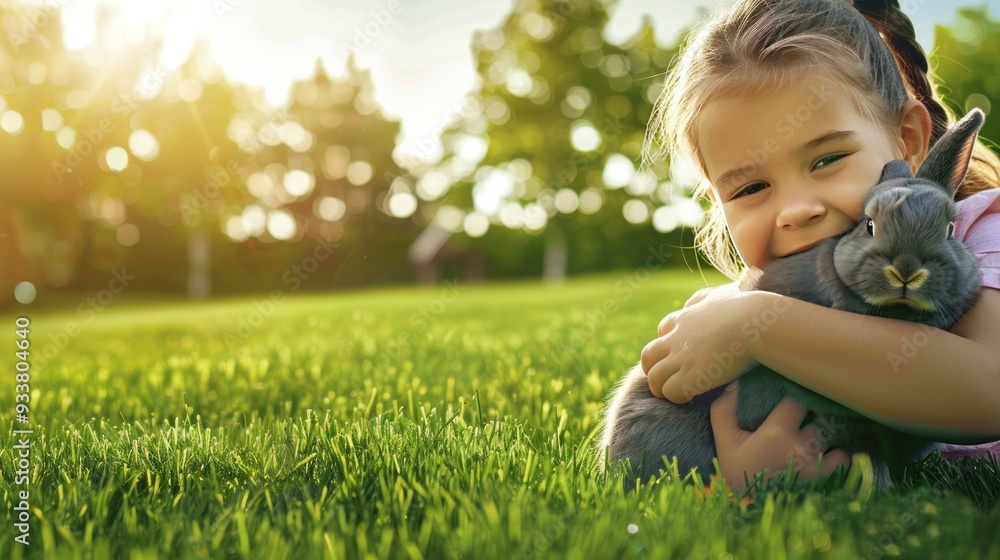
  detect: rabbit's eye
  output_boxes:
[947,221,955,238]
[866,218,875,237]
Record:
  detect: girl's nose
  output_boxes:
[775,193,826,229]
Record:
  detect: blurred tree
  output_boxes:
[121,41,252,296]
[0,4,160,303]
[219,56,416,290]
[428,0,697,282]
[932,6,1000,151]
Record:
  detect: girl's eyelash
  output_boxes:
[813,153,850,170]
[733,182,768,199]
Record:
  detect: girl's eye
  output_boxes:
[812,153,848,171]
[947,221,955,238]
[734,182,768,199]
[866,218,875,237]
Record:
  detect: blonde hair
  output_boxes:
[645,0,1000,279]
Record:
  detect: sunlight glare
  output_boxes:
[316,197,347,222]
[58,0,213,72]
[119,0,168,25]
[0,110,25,134]
[266,210,297,241]
[105,147,129,172]
[283,170,315,197]
[602,153,635,189]
[463,212,489,238]
[623,199,650,224]
[128,130,160,161]
[388,192,418,218]
[41,109,64,131]
[56,128,76,149]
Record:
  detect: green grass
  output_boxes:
[0,269,998,559]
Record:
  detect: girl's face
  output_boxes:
[697,76,905,270]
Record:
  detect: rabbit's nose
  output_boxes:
[884,258,929,289]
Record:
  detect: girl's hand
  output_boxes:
[710,383,852,490]
[642,285,759,404]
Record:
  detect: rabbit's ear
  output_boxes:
[916,108,986,196]
[879,160,912,183]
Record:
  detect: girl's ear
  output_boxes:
[897,100,932,173]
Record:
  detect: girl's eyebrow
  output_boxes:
[798,130,857,153]
[714,165,755,193]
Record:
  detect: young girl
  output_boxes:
[640,0,1000,489]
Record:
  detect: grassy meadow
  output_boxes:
[0,268,998,559]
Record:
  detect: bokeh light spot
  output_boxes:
[106,147,129,171]
[41,108,64,131]
[316,197,347,221]
[56,127,76,149]
[463,212,489,237]
[266,210,297,241]
[116,223,140,246]
[623,199,650,224]
[570,121,601,152]
[14,282,36,305]
[346,161,373,185]
[1,110,24,134]
[128,129,160,161]
[283,170,315,197]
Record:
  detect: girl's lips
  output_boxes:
[783,240,823,257]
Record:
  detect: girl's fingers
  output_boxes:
[819,448,852,477]
[710,382,851,480]
[710,383,743,445]
[799,422,833,447]
[645,357,679,400]
[683,289,711,308]
[662,373,702,405]
[761,396,810,430]
[640,337,669,375]
[657,314,677,337]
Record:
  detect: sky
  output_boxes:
[27,0,1000,164]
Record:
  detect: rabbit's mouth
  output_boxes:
[868,295,936,312]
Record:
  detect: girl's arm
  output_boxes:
[644,288,1000,444]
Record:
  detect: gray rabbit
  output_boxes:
[600,109,985,490]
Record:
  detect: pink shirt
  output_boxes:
[935,188,1000,459]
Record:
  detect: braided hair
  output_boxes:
[853,0,1000,199]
